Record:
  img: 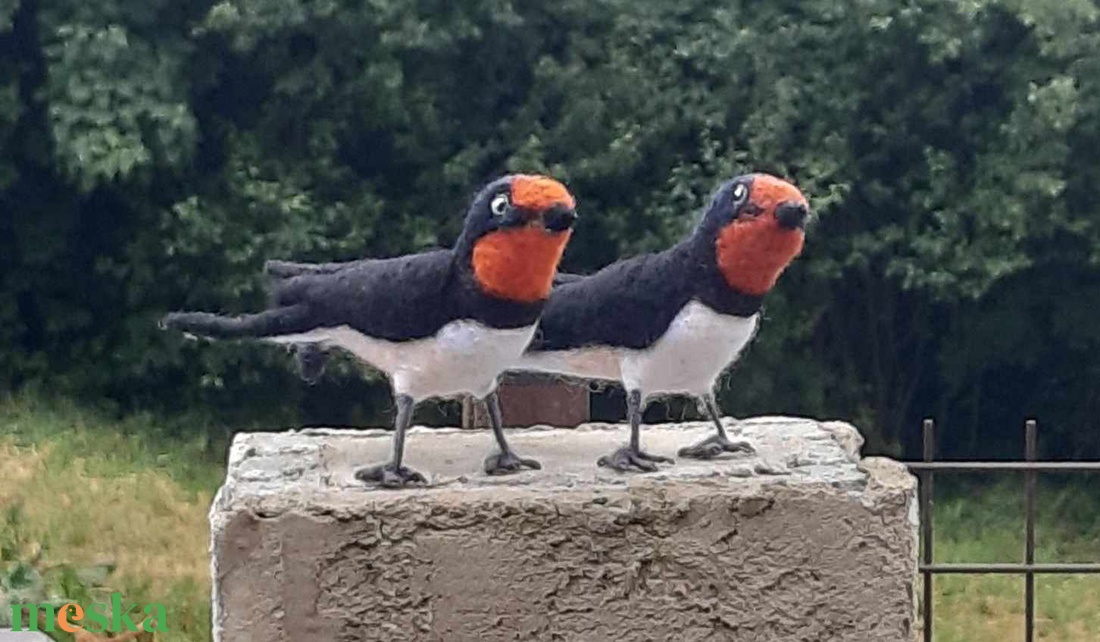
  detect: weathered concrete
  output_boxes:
[211,417,918,642]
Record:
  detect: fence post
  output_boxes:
[921,418,935,642]
[1024,419,1037,642]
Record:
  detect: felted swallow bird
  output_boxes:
[514,173,809,472]
[162,175,578,487]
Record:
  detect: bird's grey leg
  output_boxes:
[482,390,541,475]
[678,393,755,460]
[355,394,427,488]
[597,389,675,472]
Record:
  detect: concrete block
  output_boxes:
[210,417,918,642]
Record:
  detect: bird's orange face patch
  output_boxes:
[472,227,572,303]
[715,175,807,296]
[472,175,575,303]
[511,175,576,212]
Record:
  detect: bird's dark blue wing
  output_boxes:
[265,258,377,279]
[531,248,696,351]
[274,249,459,341]
[275,248,545,340]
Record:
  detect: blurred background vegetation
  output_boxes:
[2,0,1100,461]
[3,1,1100,638]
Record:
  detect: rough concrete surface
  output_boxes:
[210,417,918,642]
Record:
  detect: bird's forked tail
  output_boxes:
[160,304,314,340]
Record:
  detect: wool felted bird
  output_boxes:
[514,173,809,472]
[162,175,578,487]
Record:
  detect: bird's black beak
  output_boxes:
[543,203,577,232]
[775,201,809,230]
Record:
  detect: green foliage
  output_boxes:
[1,0,1099,457]
[0,0,17,32]
[0,505,114,634]
[44,23,197,190]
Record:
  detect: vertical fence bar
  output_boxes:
[922,419,935,642]
[1024,420,1037,642]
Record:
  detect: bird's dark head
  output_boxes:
[693,173,809,296]
[459,174,578,303]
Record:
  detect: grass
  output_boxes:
[1,394,1099,641]
[931,477,1100,641]
[0,395,225,642]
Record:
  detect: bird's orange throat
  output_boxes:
[472,227,572,303]
[715,218,805,296]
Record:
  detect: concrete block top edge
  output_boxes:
[213,417,915,518]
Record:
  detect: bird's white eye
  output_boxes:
[490,193,510,217]
[732,184,748,204]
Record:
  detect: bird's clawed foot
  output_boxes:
[355,463,427,488]
[484,451,542,476]
[597,446,675,472]
[678,434,756,460]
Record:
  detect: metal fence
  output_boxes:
[905,419,1100,642]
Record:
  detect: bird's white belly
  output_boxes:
[270,321,537,400]
[622,301,758,397]
[515,301,757,397]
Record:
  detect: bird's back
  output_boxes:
[274,249,457,342]
[531,245,698,352]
